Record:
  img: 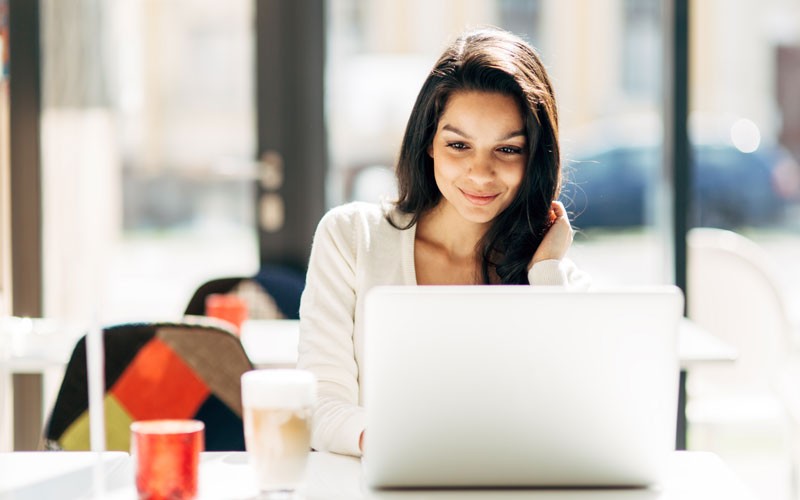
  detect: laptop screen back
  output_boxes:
[363,286,683,488]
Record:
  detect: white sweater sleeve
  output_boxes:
[528,258,591,289]
[296,210,365,457]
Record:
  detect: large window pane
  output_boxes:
[686,2,800,498]
[40,0,258,325]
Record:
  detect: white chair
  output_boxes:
[686,227,797,496]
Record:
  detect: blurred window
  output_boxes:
[689,2,800,341]
[498,0,543,48]
[40,0,258,324]
[622,0,661,100]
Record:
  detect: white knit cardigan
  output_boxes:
[296,202,590,456]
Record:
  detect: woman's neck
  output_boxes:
[415,202,488,260]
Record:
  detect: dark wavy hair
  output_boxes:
[390,27,561,284]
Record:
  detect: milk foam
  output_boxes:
[241,369,317,408]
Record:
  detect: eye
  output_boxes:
[446,142,469,151]
[497,146,524,155]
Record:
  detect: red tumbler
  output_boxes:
[131,419,205,500]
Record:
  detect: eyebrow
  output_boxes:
[441,124,526,141]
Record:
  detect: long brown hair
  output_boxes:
[391,27,561,284]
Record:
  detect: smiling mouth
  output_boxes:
[460,189,500,206]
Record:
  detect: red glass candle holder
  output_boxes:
[131,419,205,500]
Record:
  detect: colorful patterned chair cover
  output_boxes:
[43,321,254,451]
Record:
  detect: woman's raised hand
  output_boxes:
[528,201,574,269]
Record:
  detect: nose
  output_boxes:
[467,154,495,184]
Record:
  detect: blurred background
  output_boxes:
[2,1,800,498]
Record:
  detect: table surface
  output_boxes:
[0,317,84,374]
[0,452,130,499]
[241,318,738,370]
[676,318,738,367]
[1,317,737,373]
[239,318,300,368]
[0,317,737,451]
[0,451,756,500]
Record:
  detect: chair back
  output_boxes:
[185,266,305,320]
[44,321,253,451]
[687,227,792,397]
[184,277,243,316]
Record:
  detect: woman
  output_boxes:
[297,27,589,457]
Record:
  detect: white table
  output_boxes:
[677,318,737,367]
[240,318,737,451]
[2,318,735,451]
[674,318,737,449]
[0,452,130,499]
[0,451,757,499]
[0,318,84,451]
[240,318,737,370]
[239,319,300,368]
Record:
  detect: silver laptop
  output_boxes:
[362,285,683,489]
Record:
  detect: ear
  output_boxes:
[427,143,433,158]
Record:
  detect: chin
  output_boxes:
[457,205,502,225]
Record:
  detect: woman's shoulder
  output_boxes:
[319,201,412,233]
[322,201,383,221]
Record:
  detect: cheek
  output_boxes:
[432,154,462,184]
[431,158,447,194]
[502,163,526,194]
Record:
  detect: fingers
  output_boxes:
[551,200,567,218]
[550,201,574,242]
[548,201,565,224]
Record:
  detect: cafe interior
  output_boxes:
[2,0,800,498]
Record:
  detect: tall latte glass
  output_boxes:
[241,369,316,497]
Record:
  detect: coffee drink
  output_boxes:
[241,369,316,494]
[244,407,312,490]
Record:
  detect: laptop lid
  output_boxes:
[363,286,683,488]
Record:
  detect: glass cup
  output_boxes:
[130,419,205,500]
[205,293,248,334]
[241,369,316,498]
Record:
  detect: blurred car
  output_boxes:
[561,115,800,229]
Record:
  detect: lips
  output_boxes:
[460,189,500,206]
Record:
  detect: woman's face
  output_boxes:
[428,91,527,226]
